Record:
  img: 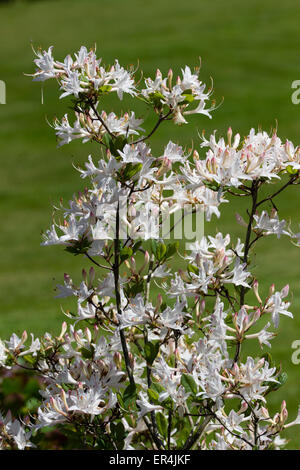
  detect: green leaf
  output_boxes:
[102,134,127,157]
[123,383,137,409]
[120,246,133,263]
[22,354,37,365]
[148,91,165,110]
[125,279,144,297]
[161,397,173,410]
[165,242,179,259]
[286,165,299,175]
[187,264,199,275]
[79,347,94,359]
[23,397,40,413]
[181,373,197,396]
[182,90,194,104]
[156,412,168,438]
[144,341,160,365]
[151,239,158,255]
[261,352,273,367]
[99,85,112,94]
[156,242,167,261]
[122,162,142,181]
[65,237,91,256]
[111,422,125,449]
[132,241,143,253]
[268,372,288,392]
[147,388,160,405]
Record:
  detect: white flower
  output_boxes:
[136,393,163,419]
[111,60,136,99]
[32,46,58,81]
[1,411,34,449]
[254,210,291,239]
[224,261,251,288]
[0,339,7,366]
[264,286,293,328]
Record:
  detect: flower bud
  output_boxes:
[156,293,163,311]
[280,400,288,423]
[281,284,289,297]
[239,401,248,414]
[85,327,92,344]
[253,280,262,304]
[269,284,275,296]
[128,352,135,370]
[58,321,68,341]
[193,150,200,161]
[168,68,173,89]
[233,133,240,149]
[114,351,122,368]
[89,267,95,285]
[252,308,261,324]
[128,204,136,218]
[21,330,28,344]
[227,127,232,146]
[139,250,150,275]
[261,407,270,419]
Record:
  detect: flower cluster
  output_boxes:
[1,46,300,450]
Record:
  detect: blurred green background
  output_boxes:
[1,0,300,448]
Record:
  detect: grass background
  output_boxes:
[1,0,300,448]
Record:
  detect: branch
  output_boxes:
[131,110,173,145]
[113,201,135,387]
[89,102,116,139]
[85,253,112,270]
[182,414,213,450]
[256,174,298,208]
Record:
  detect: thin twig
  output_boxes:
[131,110,173,145]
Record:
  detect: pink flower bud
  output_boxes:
[128,352,135,369]
[239,401,248,413]
[114,351,122,368]
[21,330,28,344]
[281,284,289,297]
[193,150,200,161]
[253,280,262,304]
[156,293,163,309]
[89,267,95,284]
[227,127,232,146]
[261,407,270,419]
[58,322,68,341]
[269,284,275,296]
[85,327,92,344]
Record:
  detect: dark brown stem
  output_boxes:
[89,102,116,139]
[182,414,213,450]
[131,110,173,145]
[113,201,135,387]
[240,181,259,307]
[256,174,298,208]
[233,181,259,364]
[85,253,112,270]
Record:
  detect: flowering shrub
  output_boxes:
[1,45,300,450]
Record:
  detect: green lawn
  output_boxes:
[1,0,300,448]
